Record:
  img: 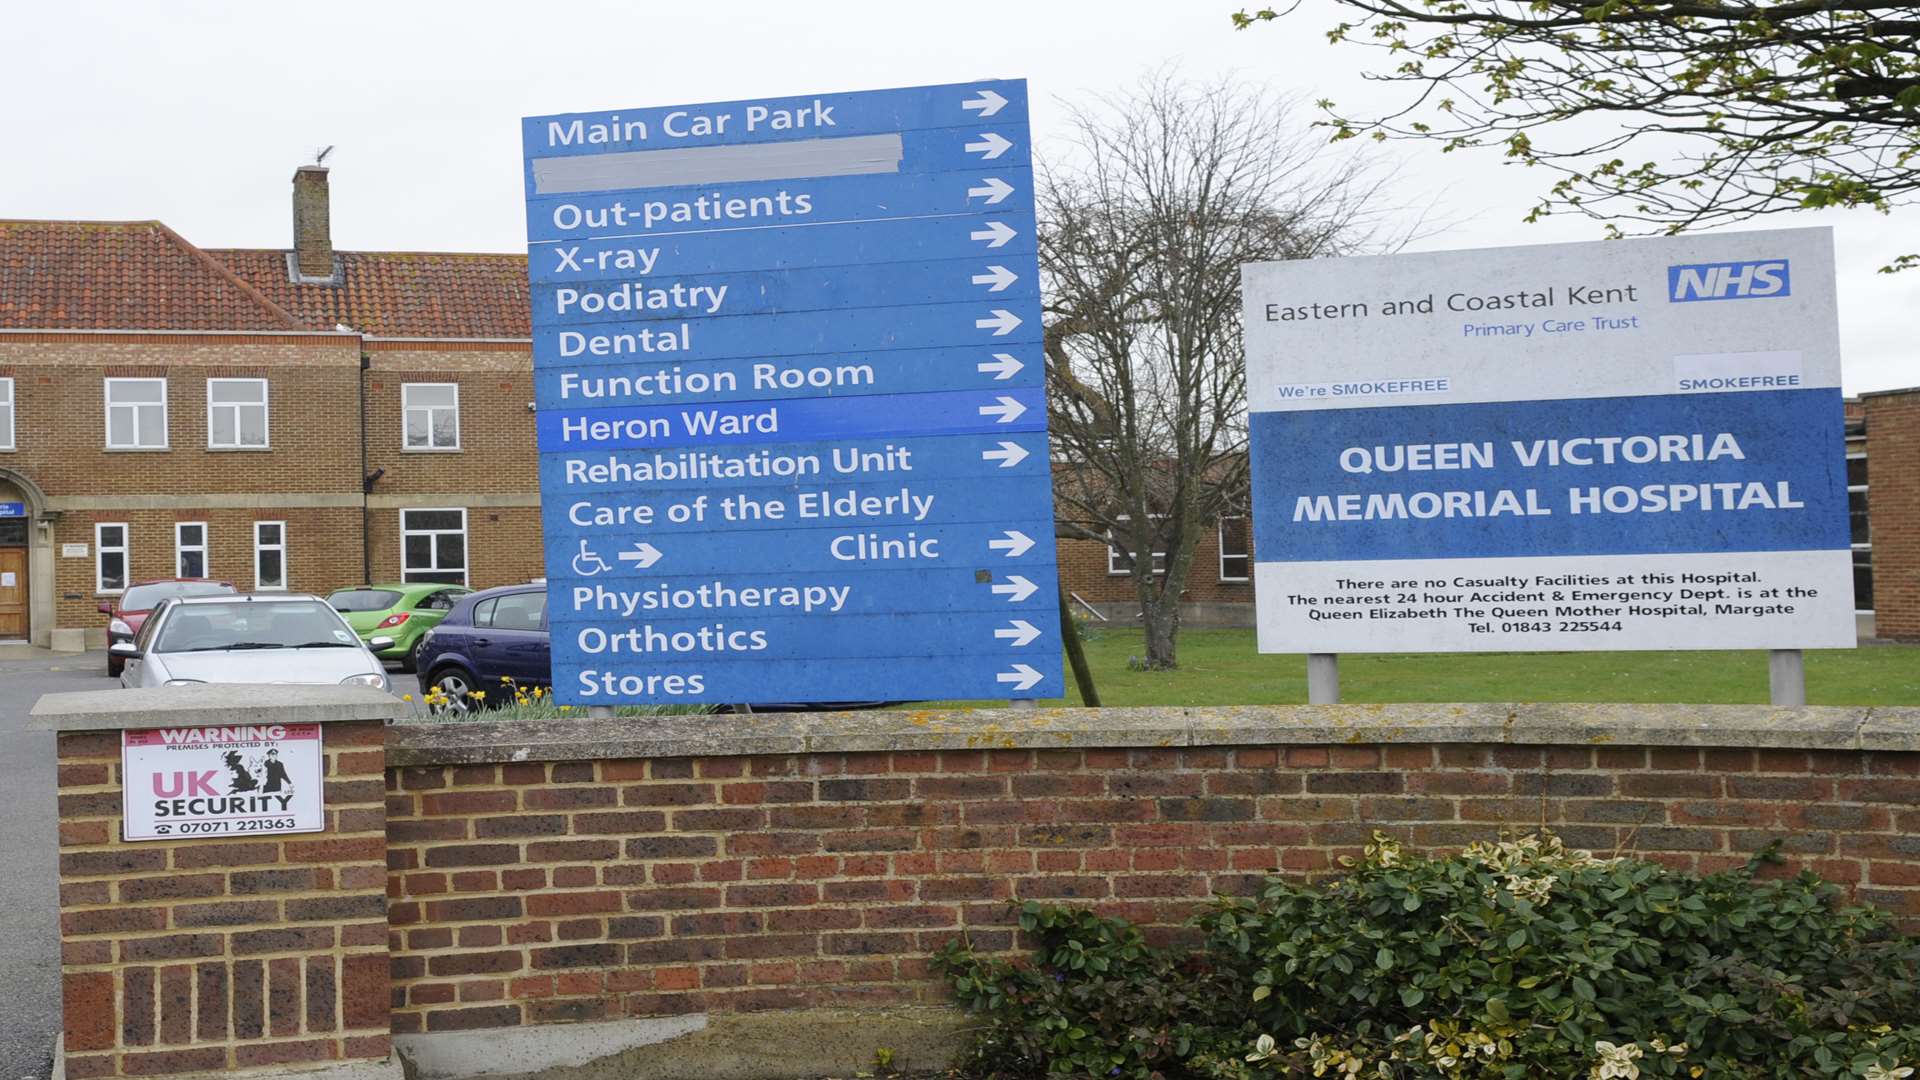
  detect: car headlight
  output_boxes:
[164,679,206,686]
[110,619,133,636]
[341,673,390,690]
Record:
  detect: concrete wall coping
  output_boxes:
[31,684,409,732]
[385,702,1920,766]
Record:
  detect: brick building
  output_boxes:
[0,167,536,647]
[1059,392,1918,641]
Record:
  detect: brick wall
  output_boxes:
[51,507,364,629]
[1058,522,1253,607]
[56,720,392,1076]
[0,336,362,497]
[363,344,537,496]
[1865,389,1919,640]
[383,734,1920,1035]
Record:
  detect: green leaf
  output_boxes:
[1376,947,1395,971]
[1401,985,1425,1008]
[1506,928,1528,950]
[1252,985,1272,1001]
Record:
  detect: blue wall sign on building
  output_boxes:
[522,81,1063,704]
[0,502,25,518]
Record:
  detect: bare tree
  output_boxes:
[1043,71,1401,669]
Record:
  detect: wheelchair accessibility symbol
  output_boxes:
[571,539,612,577]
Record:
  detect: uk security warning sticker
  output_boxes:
[121,724,324,840]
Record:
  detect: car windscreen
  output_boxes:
[328,589,404,613]
[120,581,235,611]
[155,600,362,653]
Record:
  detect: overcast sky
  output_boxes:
[3,1,1912,392]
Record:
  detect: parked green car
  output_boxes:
[326,582,472,672]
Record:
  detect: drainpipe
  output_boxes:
[359,350,371,584]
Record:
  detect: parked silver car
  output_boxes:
[113,593,394,692]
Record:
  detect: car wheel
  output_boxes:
[428,667,478,716]
[404,638,427,674]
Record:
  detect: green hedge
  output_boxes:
[934,834,1920,1079]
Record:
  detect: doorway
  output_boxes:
[0,516,26,640]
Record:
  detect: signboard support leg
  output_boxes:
[587,706,615,719]
[1307,653,1340,705]
[1008,699,1037,711]
[1768,649,1807,706]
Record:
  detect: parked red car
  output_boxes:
[100,578,237,676]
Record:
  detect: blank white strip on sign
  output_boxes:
[531,133,905,195]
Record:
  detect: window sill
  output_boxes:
[402,447,463,454]
[1219,578,1250,584]
[104,447,170,453]
[207,445,272,453]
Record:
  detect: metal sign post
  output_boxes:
[522,82,1064,708]
[1768,649,1807,706]
[1306,653,1340,705]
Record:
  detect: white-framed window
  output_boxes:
[1849,445,1872,613]
[0,377,14,450]
[253,521,287,591]
[207,378,269,449]
[401,508,468,585]
[175,522,208,579]
[402,383,460,451]
[1106,517,1168,576]
[1218,515,1251,582]
[105,378,168,449]
[96,523,129,594]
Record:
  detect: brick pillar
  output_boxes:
[40,688,402,1078]
[1864,388,1920,641]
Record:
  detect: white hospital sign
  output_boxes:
[1242,227,1853,654]
[121,724,324,841]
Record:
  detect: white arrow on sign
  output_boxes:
[961,89,1009,117]
[975,309,1022,336]
[996,663,1044,691]
[981,441,1029,468]
[991,575,1039,603]
[616,542,662,569]
[969,221,1017,248]
[971,265,1018,292]
[988,530,1035,557]
[995,620,1042,648]
[966,177,1014,204]
[965,132,1013,160]
[976,353,1023,380]
[978,396,1027,424]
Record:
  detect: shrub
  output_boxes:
[933,834,1920,1079]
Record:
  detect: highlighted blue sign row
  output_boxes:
[526,79,1062,705]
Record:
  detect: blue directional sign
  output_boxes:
[524,80,1063,705]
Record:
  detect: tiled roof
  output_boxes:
[209,249,531,338]
[0,220,303,331]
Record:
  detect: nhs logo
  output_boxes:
[1667,259,1791,302]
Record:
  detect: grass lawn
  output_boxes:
[930,627,1920,708]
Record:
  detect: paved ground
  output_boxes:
[0,649,106,1077]
[0,652,421,1073]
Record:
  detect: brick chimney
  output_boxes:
[291,165,335,281]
